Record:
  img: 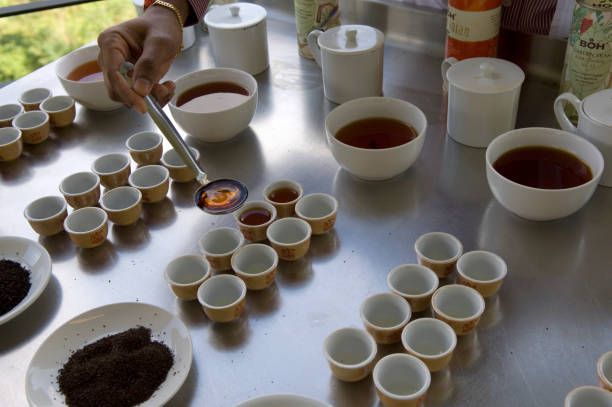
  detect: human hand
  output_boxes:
[97,5,186,113]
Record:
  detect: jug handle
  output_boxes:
[307,30,324,67]
[441,57,458,91]
[554,92,581,133]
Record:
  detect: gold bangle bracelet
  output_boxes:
[152,0,183,30]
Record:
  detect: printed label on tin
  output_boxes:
[447,5,502,43]
[561,4,612,101]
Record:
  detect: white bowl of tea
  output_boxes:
[325,97,427,181]
[56,45,122,111]
[169,68,257,142]
[486,127,604,221]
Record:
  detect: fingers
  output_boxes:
[151,81,176,107]
[132,33,180,98]
[97,28,147,113]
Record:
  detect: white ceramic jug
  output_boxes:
[442,57,525,148]
[307,25,384,104]
[555,88,612,187]
[204,3,269,75]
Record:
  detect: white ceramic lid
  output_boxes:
[204,2,266,30]
[317,25,384,55]
[446,57,525,94]
[583,88,612,127]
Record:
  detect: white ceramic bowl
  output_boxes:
[169,68,257,142]
[56,45,123,111]
[26,302,192,407]
[486,127,604,221]
[325,97,428,181]
[0,236,52,325]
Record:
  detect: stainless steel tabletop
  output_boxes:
[1,5,611,407]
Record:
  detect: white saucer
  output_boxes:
[26,302,192,407]
[236,394,332,407]
[0,236,52,325]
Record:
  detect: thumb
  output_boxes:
[132,35,177,97]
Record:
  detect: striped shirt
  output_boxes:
[151,0,563,37]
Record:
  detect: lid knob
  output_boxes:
[346,29,357,43]
[480,62,496,79]
[229,5,240,17]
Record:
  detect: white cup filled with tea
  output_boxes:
[56,45,123,111]
[486,127,604,221]
[169,68,257,142]
[325,97,427,181]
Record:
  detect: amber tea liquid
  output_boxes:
[268,187,300,203]
[68,60,104,82]
[239,208,272,225]
[493,146,592,189]
[335,117,417,149]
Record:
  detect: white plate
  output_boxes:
[0,236,52,325]
[236,394,332,407]
[26,302,192,407]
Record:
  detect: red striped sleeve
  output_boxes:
[501,0,558,35]
[186,0,210,24]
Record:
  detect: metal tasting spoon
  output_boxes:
[120,62,248,214]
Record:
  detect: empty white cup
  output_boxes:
[128,164,170,203]
[0,103,24,127]
[64,206,108,248]
[387,264,439,312]
[19,87,52,111]
[197,274,247,323]
[126,131,163,165]
[295,193,338,235]
[360,293,412,344]
[564,386,612,407]
[401,318,457,372]
[59,171,101,209]
[266,217,312,261]
[457,250,508,298]
[24,195,68,236]
[231,243,279,290]
[165,255,211,300]
[13,111,50,144]
[324,327,377,382]
[100,186,142,226]
[92,153,131,189]
[431,284,485,336]
[161,147,200,182]
[199,227,244,271]
[414,232,463,278]
[40,95,76,127]
[373,353,431,407]
[0,127,23,161]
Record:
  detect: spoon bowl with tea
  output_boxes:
[120,62,248,215]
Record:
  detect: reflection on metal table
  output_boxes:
[0,3,611,407]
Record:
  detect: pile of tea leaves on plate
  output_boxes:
[0,259,31,316]
[57,326,174,407]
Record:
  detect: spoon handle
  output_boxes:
[119,62,208,185]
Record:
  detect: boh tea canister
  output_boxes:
[560,0,612,120]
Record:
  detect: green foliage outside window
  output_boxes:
[0,0,136,83]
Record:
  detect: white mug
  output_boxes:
[555,89,612,187]
[308,25,384,105]
[442,57,525,148]
[204,3,269,75]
